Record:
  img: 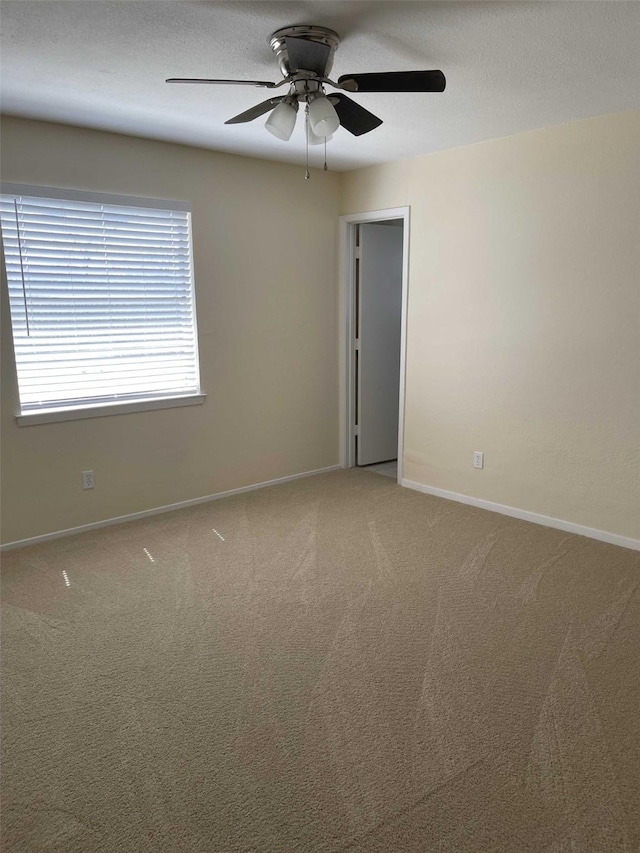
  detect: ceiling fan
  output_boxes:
[166,25,446,149]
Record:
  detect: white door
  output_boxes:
[357,222,403,466]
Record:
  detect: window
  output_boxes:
[0,185,203,424]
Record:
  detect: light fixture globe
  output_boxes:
[308,126,333,145]
[308,95,340,137]
[265,100,298,141]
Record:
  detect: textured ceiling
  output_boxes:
[2,1,640,171]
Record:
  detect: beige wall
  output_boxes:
[2,111,638,545]
[1,118,340,543]
[342,110,640,540]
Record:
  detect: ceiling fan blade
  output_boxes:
[337,70,446,93]
[329,94,383,136]
[224,97,286,125]
[285,36,331,75]
[166,78,279,88]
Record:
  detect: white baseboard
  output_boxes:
[1,465,341,552]
[401,479,640,552]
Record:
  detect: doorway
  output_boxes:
[339,207,410,484]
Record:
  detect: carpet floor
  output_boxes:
[1,469,639,852]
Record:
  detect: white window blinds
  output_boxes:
[0,190,200,414]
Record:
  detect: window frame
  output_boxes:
[1,183,205,426]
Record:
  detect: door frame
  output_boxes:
[338,206,410,482]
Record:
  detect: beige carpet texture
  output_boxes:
[1,469,639,852]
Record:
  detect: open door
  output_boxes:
[357,221,403,466]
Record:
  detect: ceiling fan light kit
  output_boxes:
[308,127,332,146]
[264,98,298,141]
[166,24,446,174]
[307,94,340,137]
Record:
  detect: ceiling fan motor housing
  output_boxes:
[269,25,340,78]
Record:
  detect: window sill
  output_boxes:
[16,394,206,426]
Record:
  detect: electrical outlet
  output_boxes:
[473,451,484,470]
[82,470,94,490]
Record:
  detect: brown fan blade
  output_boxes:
[329,94,382,136]
[166,78,280,89]
[224,97,286,125]
[338,70,446,93]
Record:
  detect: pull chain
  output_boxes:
[323,136,328,171]
[304,105,310,180]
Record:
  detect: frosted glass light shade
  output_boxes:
[265,101,297,141]
[308,96,340,137]
[308,126,333,145]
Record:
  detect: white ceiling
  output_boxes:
[2,1,640,171]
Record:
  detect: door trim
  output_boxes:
[339,206,410,482]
